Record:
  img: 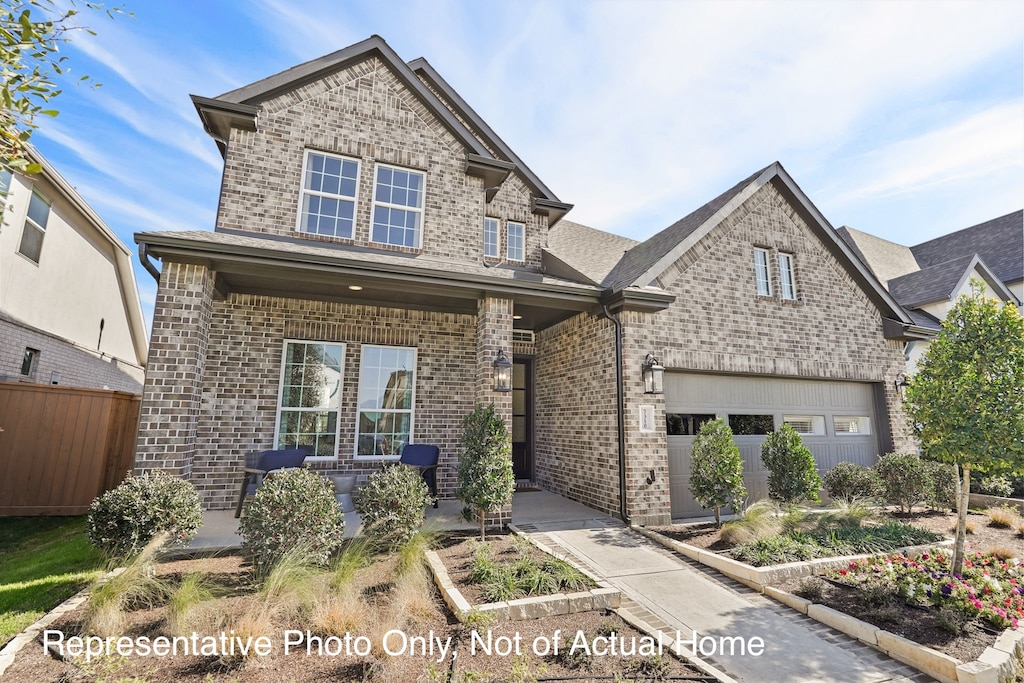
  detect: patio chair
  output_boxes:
[398,444,440,508]
[234,448,309,518]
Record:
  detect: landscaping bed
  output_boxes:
[5,536,707,682]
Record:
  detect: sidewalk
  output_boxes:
[516,518,937,683]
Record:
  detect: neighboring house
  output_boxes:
[0,148,148,393]
[839,211,1022,373]
[134,36,926,522]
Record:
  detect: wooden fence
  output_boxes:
[0,381,141,515]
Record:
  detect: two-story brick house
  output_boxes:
[135,36,927,524]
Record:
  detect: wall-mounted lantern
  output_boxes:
[493,350,512,392]
[642,354,664,395]
[894,372,909,401]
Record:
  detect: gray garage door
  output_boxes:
[666,372,880,518]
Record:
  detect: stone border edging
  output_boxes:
[0,567,123,677]
[635,527,1022,683]
[424,528,620,623]
[970,493,1024,514]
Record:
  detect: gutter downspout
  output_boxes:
[602,304,630,525]
[139,242,161,282]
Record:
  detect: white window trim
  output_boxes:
[507,221,525,262]
[754,247,771,296]
[370,162,425,249]
[273,338,345,461]
[783,414,826,436]
[779,252,796,300]
[483,217,500,258]
[834,416,872,436]
[18,187,50,264]
[354,344,418,461]
[295,150,360,238]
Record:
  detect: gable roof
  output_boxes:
[835,226,919,285]
[910,210,1023,285]
[191,35,568,217]
[544,220,638,286]
[888,254,1017,308]
[599,162,915,329]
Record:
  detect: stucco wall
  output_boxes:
[215,56,546,270]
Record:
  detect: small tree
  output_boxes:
[761,424,822,505]
[689,418,746,527]
[905,282,1024,575]
[457,403,515,541]
[874,452,931,513]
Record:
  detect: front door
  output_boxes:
[511,359,533,481]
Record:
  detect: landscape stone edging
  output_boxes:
[0,567,124,677]
[969,493,1024,515]
[424,529,620,623]
[633,528,1022,683]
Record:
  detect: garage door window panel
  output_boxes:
[728,414,774,435]
[783,415,825,435]
[666,413,717,436]
[835,416,871,435]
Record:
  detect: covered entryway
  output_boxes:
[666,372,881,518]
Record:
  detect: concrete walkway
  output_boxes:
[515,517,937,683]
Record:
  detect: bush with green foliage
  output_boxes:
[925,461,958,511]
[977,475,1015,498]
[457,403,515,540]
[239,468,344,575]
[355,463,433,550]
[822,461,880,503]
[88,471,202,559]
[874,452,931,513]
[689,418,746,527]
[760,424,822,504]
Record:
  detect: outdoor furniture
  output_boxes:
[234,448,309,517]
[398,444,440,508]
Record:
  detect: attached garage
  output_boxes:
[665,372,887,518]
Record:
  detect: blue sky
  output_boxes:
[28,0,1024,329]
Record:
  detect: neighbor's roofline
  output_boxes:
[897,254,1021,309]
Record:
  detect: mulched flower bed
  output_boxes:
[5,535,707,682]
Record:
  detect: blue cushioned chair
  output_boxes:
[234,448,309,517]
[398,444,440,508]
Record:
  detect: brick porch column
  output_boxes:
[475,295,514,526]
[134,262,215,478]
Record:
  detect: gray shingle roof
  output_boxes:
[545,220,638,285]
[603,165,770,290]
[911,210,1023,285]
[906,307,942,331]
[887,254,976,307]
[836,226,919,285]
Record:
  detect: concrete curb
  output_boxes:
[424,529,620,623]
[0,567,123,677]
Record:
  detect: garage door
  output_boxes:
[666,372,880,518]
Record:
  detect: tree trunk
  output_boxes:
[479,510,486,541]
[714,506,722,528]
[952,463,971,576]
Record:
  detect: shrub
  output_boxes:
[874,453,931,513]
[978,475,1015,498]
[88,471,202,559]
[457,403,515,541]
[985,505,1021,529]
[720,500,783,545]
[822,461,880,503]
[760,424,822,504]
[239,468,344,575]
[688,418,746,527]
[355,463,433,550]
[86,534,170,636]
[925,461,957,511]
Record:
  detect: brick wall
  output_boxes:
[0,317,144,393]
[215,56,546,270]
[189,294,477,509]
[534,312,620,517]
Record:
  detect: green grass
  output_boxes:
[0,516,106,646]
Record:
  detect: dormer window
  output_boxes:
[372,164,424,248]
[298,151,359,238]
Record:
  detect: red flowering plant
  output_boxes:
[827,550,1023,630]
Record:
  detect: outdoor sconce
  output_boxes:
[894,372,909,401]
[493,350,513,392]
[642,354,664,395]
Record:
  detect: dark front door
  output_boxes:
[511,359,533,481]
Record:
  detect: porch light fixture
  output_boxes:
[894,372,909,401]
[493,350,513,392]
[642,354,664,395]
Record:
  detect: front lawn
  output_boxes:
[0,516,106,646]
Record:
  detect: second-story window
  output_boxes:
[298,151,359,239]
[19,187,50,264]
[753,247,771,296]
[778,252,796,300]
[483,217,499,258]
[507,221,524,262]
[372,164,424,248]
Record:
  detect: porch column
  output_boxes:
[134,262,215,478]
[475,295,514,525]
